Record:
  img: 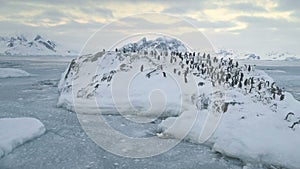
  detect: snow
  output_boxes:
[159,77,300,168]
[0,68,31,78]
[0,118,46,158]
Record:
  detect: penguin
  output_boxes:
[107,75,112,82]
[198,82,205,86]
[140,65,144,72]
[284,112,294,121]
[222,102,229,113]
[271,82,276,88]
[248,65,251,72]
[250,77,254,85]
[179,55,183,61]
[238,81,243,88]
[225,75,229,82]
[178,71,181,76]
[280,94,285,101]
[184,77,188,83]
[266,81,270,87]
[212,81,215,87]
[174,68,177,74]
[162,72,166,78]
[278,88,283,95]
[235,78,239,85]
[228,59,233,66]
[249,86,255,93]
[235,61,239,68]
[231,80,235,87]
[258,82,262,91]
[240,73,244,81]
[289,120,300,129]
[202,68,207,75]
[184,70,188,77]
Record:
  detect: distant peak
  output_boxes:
[34,35,42,41]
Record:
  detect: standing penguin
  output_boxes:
[248,65,251,72]
[184,77,188,83]
[140,65,144,72]
[258,82,262,91]
[162,72,166,78]
[266,81,270,87]
[238,81,243,88]
[240,73,244,82]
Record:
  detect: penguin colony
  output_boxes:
[112,48,297,129]
[130,50,286,101]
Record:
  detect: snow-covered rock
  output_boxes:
[0,68,31,78]
[121,37,187,53]
[0,118,46,158]
[0,34,77,56]
[58,37,300,168]
[158,70,300,168]
[58,50,195,116]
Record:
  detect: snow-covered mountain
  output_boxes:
[0,34,77,56]
[216,49,300,61]
[266,51,300,61]
[121,37,187,53]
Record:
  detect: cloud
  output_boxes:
[0,0,299,54]
[227,2,266,12]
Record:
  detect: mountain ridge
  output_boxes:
[0,34,77,56]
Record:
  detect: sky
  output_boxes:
[0,0,299,55]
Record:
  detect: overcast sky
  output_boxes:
[0,0,299,54]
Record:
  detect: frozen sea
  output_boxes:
[0,55,299,169]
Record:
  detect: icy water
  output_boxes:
[240,60,300,101]
[0,56,299,169]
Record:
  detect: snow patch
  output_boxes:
[0,118,46,158]
[0,68,31,78]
